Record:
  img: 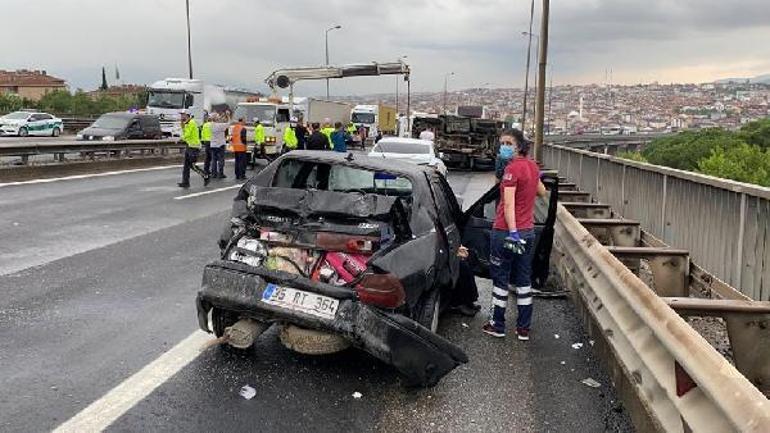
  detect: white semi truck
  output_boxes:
[146,78,254,136]
[351,104,397,145]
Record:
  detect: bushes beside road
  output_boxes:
[0,90,147,118]
[617,119,770,187]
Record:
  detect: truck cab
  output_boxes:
[146,78,230,137]
[232,100,290,157]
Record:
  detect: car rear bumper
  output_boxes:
[197,260,468,386]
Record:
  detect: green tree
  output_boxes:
[617,151,648,162]
[642,128,744,171]
[697,143,770,186]
[737,118,770,150]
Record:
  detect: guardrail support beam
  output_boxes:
[562,202,611,219]
[577,218,641,247]
[665,297,770,397]
[606,246,690,297]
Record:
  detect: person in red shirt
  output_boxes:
[482,129,547,340]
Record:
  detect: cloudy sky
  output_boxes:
[3,0,770,96]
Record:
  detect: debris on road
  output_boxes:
[560,361,566,365]
[352,391,363,399]
[581,378,601,388]
[461,322,469,328]
[571,342,584,349]
[554,333,560,339]
[589,340,595,346]
[239,385,257,400]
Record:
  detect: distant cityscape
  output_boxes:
[343,79,770,135]
[2,68,770,135]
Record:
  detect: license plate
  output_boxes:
[261,284,339,320]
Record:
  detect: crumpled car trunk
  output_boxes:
[199,186,468,386]
[198,261,468,387]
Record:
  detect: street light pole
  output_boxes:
[325,25,341,99]
[521,0,535,131]
[185,0,193,79]
[443,72,454,115]
[534,0,550,163]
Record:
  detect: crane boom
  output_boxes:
[265,61,410,90]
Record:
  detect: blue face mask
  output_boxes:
[499,144,514,159]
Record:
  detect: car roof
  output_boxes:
[374,137,433,147]
[278,150,433,177]
[101,112,137,118]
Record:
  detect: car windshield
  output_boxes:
[3,112,30,120]
[351,112,375,124]
[147,91,188,109]
[273,159,413,196]
[234,105,277,125]
[92,115,131,130]
[373,141,431,155]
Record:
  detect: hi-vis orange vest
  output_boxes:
[230,123,246,152]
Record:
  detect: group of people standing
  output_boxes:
[178,112,365,187]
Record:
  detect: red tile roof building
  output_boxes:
[0,69,67,101]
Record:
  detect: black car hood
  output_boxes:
[80,126,123,137]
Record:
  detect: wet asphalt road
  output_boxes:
[0,163,633,432]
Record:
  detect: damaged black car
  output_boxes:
[196,151,558,387]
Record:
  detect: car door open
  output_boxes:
[459,176,560,289]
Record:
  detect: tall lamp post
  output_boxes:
[185,0,193,79]
[534,0,550,163]
[443,72,455,115]
[521,31,539,133]
[325,25,342,99]
[520,0,535,130]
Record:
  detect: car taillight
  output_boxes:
[316,232,379,253]
[355,273,405,309]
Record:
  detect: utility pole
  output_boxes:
[521,0,535,131]
[533,0,549,163]
[325,25,342,99]
[185,0,193,79]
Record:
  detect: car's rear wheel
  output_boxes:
[52,127,60,137]
[18,127,28,137]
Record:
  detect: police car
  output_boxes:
[0,110,64,137]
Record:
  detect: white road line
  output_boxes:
[53,330,211,433]
[0,164,181,188]
[173,184,242,200]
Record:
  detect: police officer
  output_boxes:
[282,118,298,153]
[201,112,213,176]
[253,118,266,162]
[481,129,547,341]
[178,111,210,188]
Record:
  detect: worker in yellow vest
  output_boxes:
[201,113,213,176]
[283,118,298,153]
[178,111,210,188]
[321,118,335,149]
[254,118,266,161]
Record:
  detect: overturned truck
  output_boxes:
[413,115,505,170]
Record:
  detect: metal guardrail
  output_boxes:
[545,144,770,302]
[0,139,185,164]
[551,203,770,432]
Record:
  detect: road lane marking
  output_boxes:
[53,330,211,433]
[0,164,181,188]
[173,184,242,200]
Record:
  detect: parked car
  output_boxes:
[77,112,162,141]
[0,111,63,137]
[368,137,448,176]
[196,151,558,386]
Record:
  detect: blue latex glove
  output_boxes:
[503,230,526,254]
